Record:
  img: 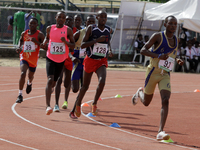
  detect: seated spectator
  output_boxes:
[134,34,144,62]
[185,41,198,72]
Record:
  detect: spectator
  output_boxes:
[38,11,45,32]
[185,41,198,72]
[7,15,13,33]
[134,33,144,62]
[179,27,187,48]
[24,11,33,31]
[13,10,25,45]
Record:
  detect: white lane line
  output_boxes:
[0,138,38,150]
[12,94,121,150]
[82,96,197,150]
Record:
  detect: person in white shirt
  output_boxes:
[185,41,198,72]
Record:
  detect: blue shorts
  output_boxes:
[20,60,36,72]
[71,62,83,81]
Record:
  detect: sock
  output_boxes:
[19,90,23,96]
[138,91,144,102]
[28,80,32,85]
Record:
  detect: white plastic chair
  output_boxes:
[132,50,142,63]
[143,56,150,68]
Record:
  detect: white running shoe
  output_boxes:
[156,131,170,141]
[53,105,60,112]
[46,107,53,115]
[132,87,143,105]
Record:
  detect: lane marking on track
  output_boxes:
[0,138,38,150]
[12,94,121,150]
[82,95,197,150]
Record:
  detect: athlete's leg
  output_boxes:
[71,80,80,93]
[27,68,35,84]
[55,69,64,105]
[75,70,93,107]
[19,63,29,91]
[141,93,154,106]
[63,68,72,104]
[46,75,55,107]
[158,89,170,132]
[93,65,106,105]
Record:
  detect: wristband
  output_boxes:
[158,54,162,58]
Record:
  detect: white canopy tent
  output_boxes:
[144,0,200,33]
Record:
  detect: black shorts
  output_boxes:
[46,57,65,81]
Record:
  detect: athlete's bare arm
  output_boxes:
[141,33,169,60]
[40,26,51,50]
[16,32,25,53]
[81,25,106,49]
[61,27,75,51]
[73,30,80,42]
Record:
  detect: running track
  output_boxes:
[0,66,199,150]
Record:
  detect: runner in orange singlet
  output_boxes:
[15,18,45,103]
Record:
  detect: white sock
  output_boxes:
[19,90,23,96]
[28,80,32,85]
[138,91,144,101]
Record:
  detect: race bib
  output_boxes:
[92,43,108,57]
[24,41,36,52]
[50,42,65,54]
[158,56,175,72]
[79,48,86,58]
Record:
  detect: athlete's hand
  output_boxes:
[72,57,81,64]
[108,50,113,57]
[40,43,48,50]
[31,37,37,43]
[96,35,106,43]
[16,47,21,53]
[159,54,169,60]
[60,37,66,42]
[177,58,184,66]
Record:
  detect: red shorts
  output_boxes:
[64,57,73,71]
[83,55,108,73]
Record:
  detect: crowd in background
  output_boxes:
[7,10,45,45]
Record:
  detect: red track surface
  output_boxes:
[0,66,199,150]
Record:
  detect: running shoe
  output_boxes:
[91,104,98,116]
[132,87,143,105]
[46,107,53,115]
[26,82,32,94]
[53,104,60,112]
[16,95,23,103]
[75,105,81,117]
[156,131,170,141]
[62,101,68,109]
[69,112,78,119]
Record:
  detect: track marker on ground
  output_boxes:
[115,94,122,98]
[110,123,121,128]
[86,112,96,117]
[161,138,174,143]
[81,103,90,107]
[194,89,200,92]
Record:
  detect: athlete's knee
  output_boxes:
[72,87,79,93]
[20,71,26,78]
[98,76,106,85]
[143,101,150,107]
[47,77,54,86]
[161,97,169,106]
[81,84,89,92]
